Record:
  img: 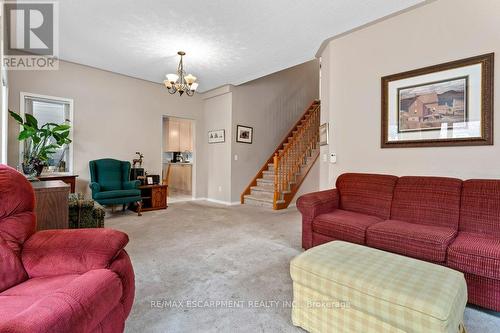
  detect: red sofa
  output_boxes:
[297,172,500,311]
[0,165,135,333]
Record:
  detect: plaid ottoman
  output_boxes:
[68,193,105,228]
[290,241,467,333]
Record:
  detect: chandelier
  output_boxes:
[164,51,198,96]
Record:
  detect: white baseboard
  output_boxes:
[193,197,241,206]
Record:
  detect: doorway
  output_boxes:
[162,116,194,203]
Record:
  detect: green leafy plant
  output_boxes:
[9,110,72,175]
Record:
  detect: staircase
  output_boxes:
[241,100,320,209]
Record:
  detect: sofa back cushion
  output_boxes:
[391,176,462,228]
[0,238,27,292]
[460,180,500,237]
[90,159,125,191]
[336,173,398,219]
[0,165,34,291]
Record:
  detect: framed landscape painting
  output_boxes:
[381,53,494,148]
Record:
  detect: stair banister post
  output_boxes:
[273,153,279,210]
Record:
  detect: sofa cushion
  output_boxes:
[366,220,457,262]
[94,189,141,200]
[447,233,500,280]
[390,176,462,229]
[0,238,27,293]
[313,209,383,245]
[0,165,36,256]
[336,173,398,219]
[460,180,500,238]
[1,274,79,297]
[23,229,129,278]
[0,269,123,333]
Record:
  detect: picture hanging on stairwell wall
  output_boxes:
[208,129,225,143]
[236,125,253,144]
[319,123,329,146]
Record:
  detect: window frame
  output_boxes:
[19,92,74,174]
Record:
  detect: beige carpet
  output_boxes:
[105,201,500,333]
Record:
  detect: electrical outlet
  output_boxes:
[234,154,238,161]
[218,186,222,192]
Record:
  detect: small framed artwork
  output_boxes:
[236,125,253,144]
[146,176,154,185]
[381,53,494,148]
[319,123,329,146]
[208,129,225,143]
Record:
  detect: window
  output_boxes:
[20,93,74,173]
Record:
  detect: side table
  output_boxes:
[32,180,70,230]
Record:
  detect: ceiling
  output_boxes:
[58,0,425,92]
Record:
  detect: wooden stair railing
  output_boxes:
[240,100,321,209]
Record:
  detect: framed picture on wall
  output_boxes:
[319,123,329,146]
[208,129,225,143]
[381,53,494,148]
[236,125,253,144]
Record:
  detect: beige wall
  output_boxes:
[202,88,233,203]
[7,59,320,203]
[319,0,500,186]
[8,60,206,196]
[231,60,319,202]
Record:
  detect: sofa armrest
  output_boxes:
[89,182,101,196]
[123,180,140,190]
[297,189,339,249]
[22,229,129,278]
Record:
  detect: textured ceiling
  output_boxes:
[58,0,425,92]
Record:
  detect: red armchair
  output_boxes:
[0,164,135,333]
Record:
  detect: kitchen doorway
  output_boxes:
[162,116,194,203]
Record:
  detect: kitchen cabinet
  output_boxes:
[179,120,192,151]
[164,118,192,152]
[168,163,192,194]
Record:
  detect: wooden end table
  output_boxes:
[131,184,168,212]
[37,173,78,193]
[32,180,70,230]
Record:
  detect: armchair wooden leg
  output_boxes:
[111,205,115,213]
[122,204,126,211]
[137,201,142,216]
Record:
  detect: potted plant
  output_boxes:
[9,110,72,176]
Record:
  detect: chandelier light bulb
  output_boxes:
[166,73,179,84]
[163,80,172,89]
[190,82,199,91]
[184,74,197,85]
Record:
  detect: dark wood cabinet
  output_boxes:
[32,180,70,230]
[37,174,78,193]
[134,184,168,212]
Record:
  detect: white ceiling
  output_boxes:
[59,0,425,92]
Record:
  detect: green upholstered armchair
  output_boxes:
[89,158,142,216]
